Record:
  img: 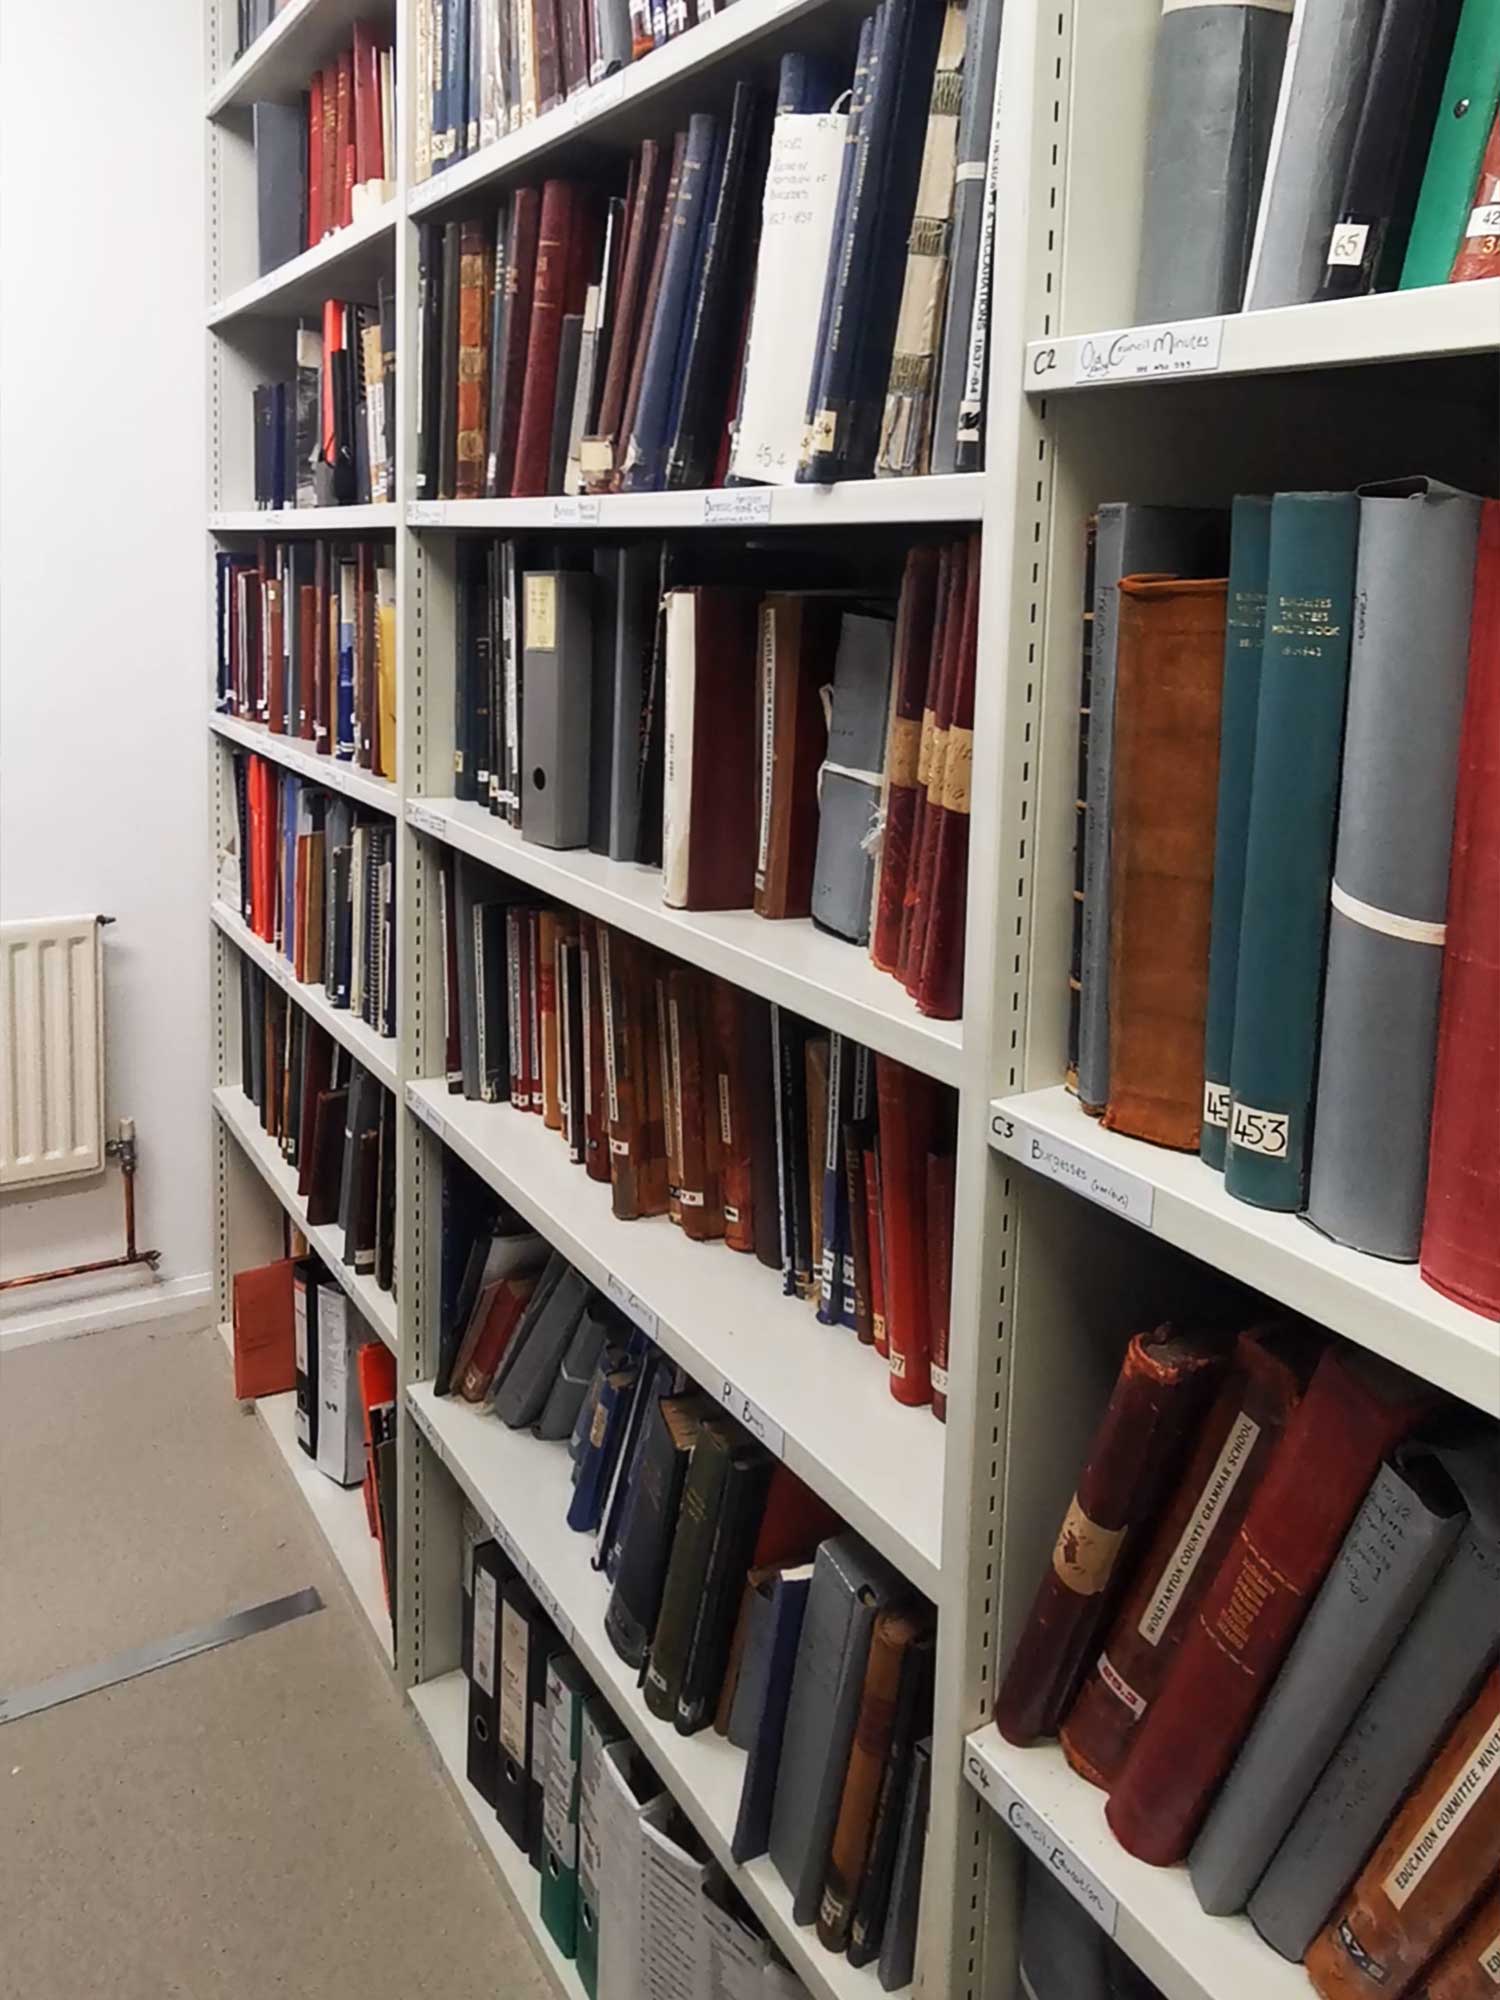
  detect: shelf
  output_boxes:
[212,504,398,534]
[408,1383,909,2000]
[405,1077,943,1595]
[406,475,984,532]
[217,1321,393,1663]
[214,1083,399,1354]
[408,1671,585,2000]
[407,799,962,1089]
[212,901,398,1092]
[211,713,399,816]
[988,1086,1500,1412]
[407,0,859,217]
[208,0,397,117]
[962,1727,1306,2000]
[1025,281,1500,393]
[207,201,396,326]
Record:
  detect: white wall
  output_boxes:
[1,0,210,1332]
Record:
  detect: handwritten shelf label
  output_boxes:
[407,802,446,837]
[527,1566,574,1646]
[552,495,602,525]
[989,1110,1154,1228]
[405,1085,445,1144]
[1027,318,1224,391]
[964,1751,1120,1938]
[605,1272,660,1340]
[410,501,447,527]
[717,1380,785,1460]
[702,488,773,527]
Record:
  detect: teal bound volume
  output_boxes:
[1225,492,1359,1211]
[1201,497,1272,1170]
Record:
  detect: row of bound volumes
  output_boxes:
[238,964,399,1299]
[441,1192,935,1987]
[451,540,976,1017]
[438,854,959,1413]
[250,22,395,275]
[1135,0,1500,320]
[1068,486,1499,1320]
[217,538,396,777]
[416,0,1004,501]
[234,0,289,60]
[252,293,396,510]
[995,1316,1500,1995]
[231,750,397,1040]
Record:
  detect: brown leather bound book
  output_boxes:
[656,970,683,1228]
[487,186,541,498]
[994,1325,1228,1747]
[844,1125,874,1343]
[614,135,685,492]
[1450,110,1500,284]
[875,1056,940,1408]
[901,541,969,981]
[538,909,562,1130]
[661,586,760,910]
[1059,1325,1314,1789]
[805,1034,829,1295]
[455,219,491,501]
[1406,1883,1500,1999]
[1106,1346,1435,1864]
[231,1258,297,1399]
[865,1141,888,1355]
[926,1151,956,1422]
[754,596,837,919]
[818,1608,931,1951]
[872,547,943,974]
[708,979,754,1254]
[600,929,668,1220]
[915,530,981,1018]
[578,917,611,1184]
[533,0,564,111]
[512,180,578,497]
[1306,1667,1500,2000]
[586,141,667,491]
[667,968,724,1243]
[1101,574,1227,1149]
[305,1085,349,1225]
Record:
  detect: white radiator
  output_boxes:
[0,916,106,1188]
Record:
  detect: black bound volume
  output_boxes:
[253,100,307,276]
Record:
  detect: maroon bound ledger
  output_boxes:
[487,186,540,499]
[1106,1345,1435,1864]
[871,547,942,974]
[915,530,981,1019]
[512,181,580,496]
[994,1326,1229,1746]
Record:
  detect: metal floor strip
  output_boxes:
[0,1586,324,1726]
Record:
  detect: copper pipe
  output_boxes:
[0,1118,161,1294]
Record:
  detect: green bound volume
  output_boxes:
[1399,0,1500,289]
[1225,492,1360,1211]
[1201,497,1272,1170]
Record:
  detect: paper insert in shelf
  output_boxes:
[990,1109,1155,1227]
[702,489,773,526]
[408,802,448,837]
[1027,318,1224,391]
[406,1084,446,1143]
[552,496,602,524]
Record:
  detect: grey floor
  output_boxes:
[0,1318,550,2000]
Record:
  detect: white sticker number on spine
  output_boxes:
[1229,1101,1289,1159]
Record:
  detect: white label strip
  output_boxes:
[527,1565,575,1647]
[552,496,602,524]
[702,488,774,526]
[1027,318,1225,391]
[718,1380,786,1460]
[990,1111,1154,1227]
[407,802,447,838]
[405,1084,445,1144]
[1465,202,1500,240]
[605,1272,660,1341]
[963,1749,1120,1937]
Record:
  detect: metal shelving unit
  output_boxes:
[206,0,1499,1996]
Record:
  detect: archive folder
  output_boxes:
[466,1539,511,1808]
[521,570,595,849]
[542,1652,592,1957]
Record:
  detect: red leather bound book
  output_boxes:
[752,1464,843,1568]
[874,1056,940,1407]
[915,531,981,1018]
[307,73,324,248]
[265,572,286,735]
[487,186,540,498]
[335,52,354,229]
[1059,1324,1314,1789]
[1450,109,1500,283]
[754,596,838,920]
[926,1150,956,1421]
[534,0,564,112]
[526,907,545,1113]
[1421,500,1500,1320]
[615,136,685,491]
[588,141,667,491]
[600,929,669,1221]
[844,1127,874,1343]
[994,1325,1228,1746]
[864,1142,887,1355]
[231,1258,297,1399]
[458,1278,538,1403]
[511,181,578,496]
[352,21,384,186]
[538,909,562,1130]
[1403,1882,1500,2000]
[1106,1346,1435,1863]
[579,917,612,1184]
[901,540,969,981]
[662,587,760,911]
[871,547,942,974]
[708,979,755,1253]
[1306,1667,1500,2000]
[356,1341,396,1557]
[455,220,491,501]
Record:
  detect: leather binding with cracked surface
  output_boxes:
[994,1324,1227,1748]
[1402,1883,1500,1999]
[455,220,491,500]
[661,586,760,911]
[1060,1323,1311,1790]
[914,529,981,1019]
[1106,1346,1434,1865]
[485,187,540,499]
[1102,575,1228,1150]
[900,545,966,980]
[754,595,838,921]
[599,927,668,1221]
[1305,1665,1500,1999]
[512,181,582,498]
[871,547,942,973]
[874,1055,940,1408]
[1421,499,1500,1319]
[579,918,612,1186]
[708,979,755,1255]
[666,967,723,1244]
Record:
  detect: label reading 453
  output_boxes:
[1229,1101,1289,1159]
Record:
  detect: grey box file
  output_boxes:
[1135,0,1293,322]
[809,613,895,946]
[768,1532,902,1924]
[533,1300,610,1442]
[1248,1433,1500,1959]
[521,570,595,850]
[253,100,307,277]
[491,1264,593,1431]
[1189,1447,1465,1915]
[1244,0,1386,309]
[1307,479,1482,1260]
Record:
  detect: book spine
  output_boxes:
[1404,1883,1500,1999]
[1065,517,1097,1090]
[511,181,576,496]
[925,1150,954,1420]
[1450,104,1500,281]
[875,1055,934,1406]
[455,219,491,501]
[622,115,716,493]
[818,1611,923,1950]
[929,0,1001,474]
[1225,491,1360,1211]
[914,529,981,1020]
[1399,0,1500,288]
[872,547,943,972]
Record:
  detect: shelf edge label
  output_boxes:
[604,1272,660,1341]
[989,1112,1154,1228]
[702,488,773,526]
[410,501,447,527]
[552,495,602,524]
[718,1380,786,1460]
[1028,317,1224,391]
[964,1751,1119,1938]
[408,802,447,838]
[405,1084,445,1145]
